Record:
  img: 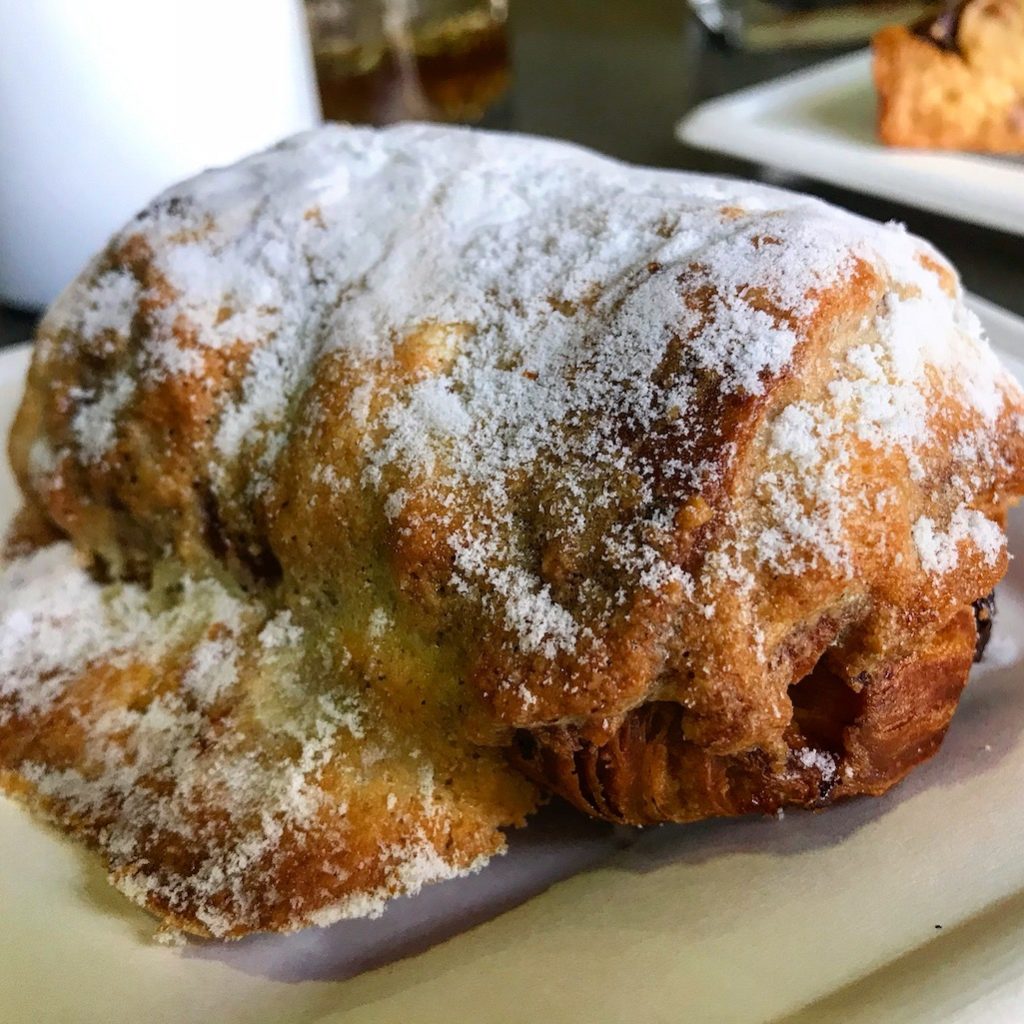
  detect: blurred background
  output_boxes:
[1,0,1020,347]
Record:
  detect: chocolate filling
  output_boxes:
[973,591,996,662]
[912,0,968,53]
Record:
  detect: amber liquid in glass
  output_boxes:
[313,8,510,125]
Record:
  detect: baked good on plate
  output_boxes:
[2,124,1022,937]
[873,0,1024,151]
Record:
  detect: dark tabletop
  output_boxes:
[3,1,1018,348]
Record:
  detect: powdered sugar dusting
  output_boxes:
[0,543,495,936]
[70,373,135,463]
[306,847,491,927]
[0,543,238,723]
[77,269,141,346]
[913,505,1005,574]
[797,746,837,782]
[28,123,1024,699]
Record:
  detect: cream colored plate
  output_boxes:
[676,52,1024,238]
[3,296,1024,1023]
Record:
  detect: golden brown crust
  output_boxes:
[509,607,976,823]
[873,1,1024,152]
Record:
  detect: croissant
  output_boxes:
[2,124,1022,937]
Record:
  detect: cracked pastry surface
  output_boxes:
[2,124,1023,934]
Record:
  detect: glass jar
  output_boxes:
[306,0,510,124]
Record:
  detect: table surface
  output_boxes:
[3,0,1019,348]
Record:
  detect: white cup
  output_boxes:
[0,0,322,310]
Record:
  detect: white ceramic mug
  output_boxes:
[0,0,322,310]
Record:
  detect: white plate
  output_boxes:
[3,298,1024,1023]
[676,51,1024,237]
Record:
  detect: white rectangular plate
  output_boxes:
[3,296,1024,1023]
[676,51,1024,237]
